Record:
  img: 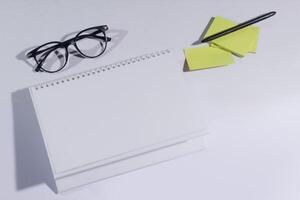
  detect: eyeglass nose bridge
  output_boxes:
[61,38,77,48]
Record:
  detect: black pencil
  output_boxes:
[201,11,276,43]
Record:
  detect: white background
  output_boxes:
[1,0,300,199]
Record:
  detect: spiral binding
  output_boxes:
[33,49,171,91]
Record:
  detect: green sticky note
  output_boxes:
[184,46,234,70]
[248,27,260,53]
[204,16,260,57]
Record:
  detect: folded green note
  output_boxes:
[205,16,260,57]
[184,16,261,71]
[184,46,234,70]
[248,27,260,53]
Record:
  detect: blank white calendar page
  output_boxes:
[30,50,206,175]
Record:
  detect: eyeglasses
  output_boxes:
[27,25,111,73]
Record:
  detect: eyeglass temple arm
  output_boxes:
[75,34,111,42]
[27,45,59,58]
[27,28,111,58]
[34,49,54,72]
[75,29,112,42]
[34,61,43,72]
[27,36,111,58]
[94,30,112,41]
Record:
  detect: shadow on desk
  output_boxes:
[12,89,57,193]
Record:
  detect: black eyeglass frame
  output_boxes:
[27,25,112,73]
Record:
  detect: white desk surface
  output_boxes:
[1,0,300,199]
